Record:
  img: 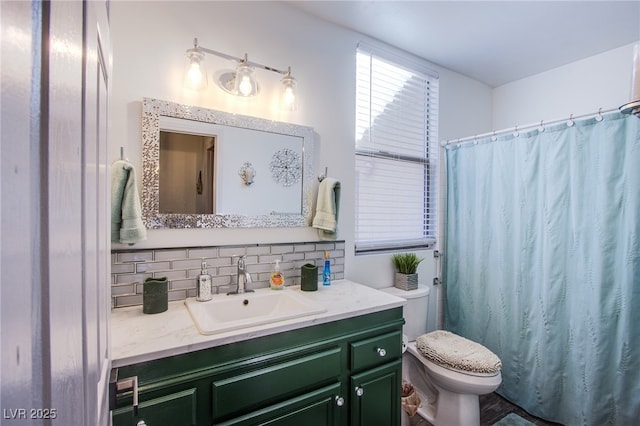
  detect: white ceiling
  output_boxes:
[284,1,640,87]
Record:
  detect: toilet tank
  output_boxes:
[381,285,430,341]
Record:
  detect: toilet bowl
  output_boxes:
[381,286,502,426]
[406,339,501,426]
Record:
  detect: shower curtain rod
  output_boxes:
[441,106,620,148]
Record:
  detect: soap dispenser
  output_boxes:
[322,251,331,286]
[197,260,213,301]
[270,260,284,290]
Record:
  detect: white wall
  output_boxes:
[110,1,493,332]
[493,42,638,129]
[109,1,638,334]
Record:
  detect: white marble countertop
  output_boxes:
[111,280,406,368]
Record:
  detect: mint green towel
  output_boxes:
[312,178,340,240]
[111,160,147,244]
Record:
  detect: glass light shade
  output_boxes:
[281,74,298,111]
[233,63,258,97]
[184,50,208,91]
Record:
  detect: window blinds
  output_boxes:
[355,42,439,254]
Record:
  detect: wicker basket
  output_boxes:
[394,273,418,291]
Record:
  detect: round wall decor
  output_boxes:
[270,148,302,187]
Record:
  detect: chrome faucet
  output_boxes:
[228,255,253,295]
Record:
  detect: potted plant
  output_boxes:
[392,253,424,290]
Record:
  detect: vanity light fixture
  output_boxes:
[184,38,299,110]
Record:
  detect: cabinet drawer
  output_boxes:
[350,331,402,371]
[212,346,341,419]
[112,388,197,426]
[217,382,342,426]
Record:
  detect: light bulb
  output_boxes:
[283,85,295,107]
[183,48,207,91]
[238,75,253,96]
[280,70,298,111]
[187,62,203,87]
[233,59,257,97]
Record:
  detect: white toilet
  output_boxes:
[382,285,502,426]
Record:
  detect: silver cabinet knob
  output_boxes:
[137,421,147,426]
[355,386,364,397]
[335,396,345,407]
[377,347,387,357]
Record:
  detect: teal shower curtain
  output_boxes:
[445,113,640,425]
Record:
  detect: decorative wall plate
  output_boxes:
[270,148,302,187]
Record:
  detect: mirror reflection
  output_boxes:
[159,131,215,214]
[158,125,304,216]
[141,98,315,229]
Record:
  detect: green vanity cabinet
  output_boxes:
[350,361,402,426]
[111,308,403,426]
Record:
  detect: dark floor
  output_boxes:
[409,392,562,426]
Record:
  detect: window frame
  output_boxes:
[354,41,439,255]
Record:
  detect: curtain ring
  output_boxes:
[567,114,575,127]
[596,108,604,121]
[513,125,519,137]
[538,120,545,132]
[491,131,497,142]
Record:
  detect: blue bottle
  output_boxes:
[322,251,331,286]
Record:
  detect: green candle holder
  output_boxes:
[301,263,318,292]
[143,277,168,314]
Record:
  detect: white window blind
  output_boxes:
[355,42,439,254]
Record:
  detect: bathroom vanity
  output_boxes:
[110,280,406,425]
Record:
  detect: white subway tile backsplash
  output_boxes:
[188,248,219,259]
[154,249,188,260]
[271,244,294,254]
[111,240,345,308]
[218,246,245,257]
[246,246,271,255]
[111,283,136,296]
[118,251,153,263]
[282,252,305,262]
[135,261,171,273]
[111,263,135,274]
[169,279,195,291]
[114,294,143,307]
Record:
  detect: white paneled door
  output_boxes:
[1,1,112,425]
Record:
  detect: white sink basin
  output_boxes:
[184,289,326,335]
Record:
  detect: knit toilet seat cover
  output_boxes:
[415,330,502,375]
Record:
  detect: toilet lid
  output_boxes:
[415,330,502,375]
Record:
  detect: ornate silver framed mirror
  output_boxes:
[141,98,315,228]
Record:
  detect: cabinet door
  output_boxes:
[112,388,197,426]
[217,383,342,426]
[350,360,402,426]
[213,347,341,419]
